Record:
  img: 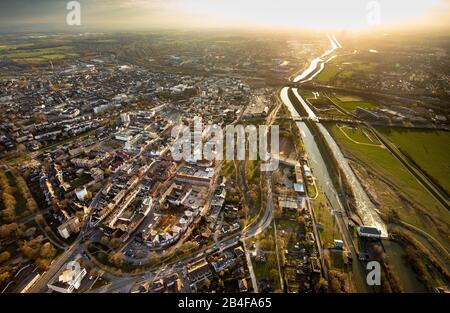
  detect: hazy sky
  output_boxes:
[0,0,449,31]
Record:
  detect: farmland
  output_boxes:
[329,95,377,110]
[0,45,77,63]
[316,64,342,83]
[377,127,450,196]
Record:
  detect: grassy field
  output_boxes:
[329,95,377,110]
[1,45,77,63]
[312,191,341,248]
[338,125,380,145]
[308,97,348,118]
[377,127,450,195]
[316,64,341,83]
[326,123,450,250]
[336,95,362,102]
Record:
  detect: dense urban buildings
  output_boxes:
[0,0,449,299]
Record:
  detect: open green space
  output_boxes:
[329,95,377,110]
[326,123,450,250]
[316,64,341,83]
[336,95,362,102]
[377,127,450,195]
[338,125,379,145]
[313,191,341,248]
[1,46,76,63]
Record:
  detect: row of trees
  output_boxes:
[0,169,17,223]
[14,171,38,213]
[0,168,38,223]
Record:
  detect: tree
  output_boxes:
[296,215,305,228]
[110,238,122,249]
[40,242,56,259]
[16,143,26,154]
[260,236,274,251]
[109,252,124,268]
[36,258,51,270]
[203,278,211,289]
[100,236,110,247]
[20,236,44,260]
[315,277,329,293]
[148,251,159,263]
[0,271,11,285]
[134,249,145,259]
[34,112,47,122]
[330,277,342,293]
[183,241,199,251]
[0,251,11,263]
[218,279,225,290]
[0,223,18,238]
[269,268,279,283]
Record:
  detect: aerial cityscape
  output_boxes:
[0,0,449,299]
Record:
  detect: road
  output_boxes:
[27,240,83,292]
[27,182,104,292]
[96,100,282,293]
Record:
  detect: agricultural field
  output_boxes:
[336,95,363,102]
[0,45,78,63]
[377,127,450,196]
[317,54,377,84]
[307,97,347,118]
[329,95,377,110]
[326,123,450,251]
[316,64,342,83]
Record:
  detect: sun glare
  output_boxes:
[173,0,445,30]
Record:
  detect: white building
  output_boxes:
[47,261,87,293]
[120,113,131,125]
[75,186,88,202]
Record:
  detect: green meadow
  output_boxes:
[377,127,450,196]
[329,95,377,110]
[1,45,76,63]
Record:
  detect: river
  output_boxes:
[282,34,388,238]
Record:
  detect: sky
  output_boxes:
[0,0,449,32]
